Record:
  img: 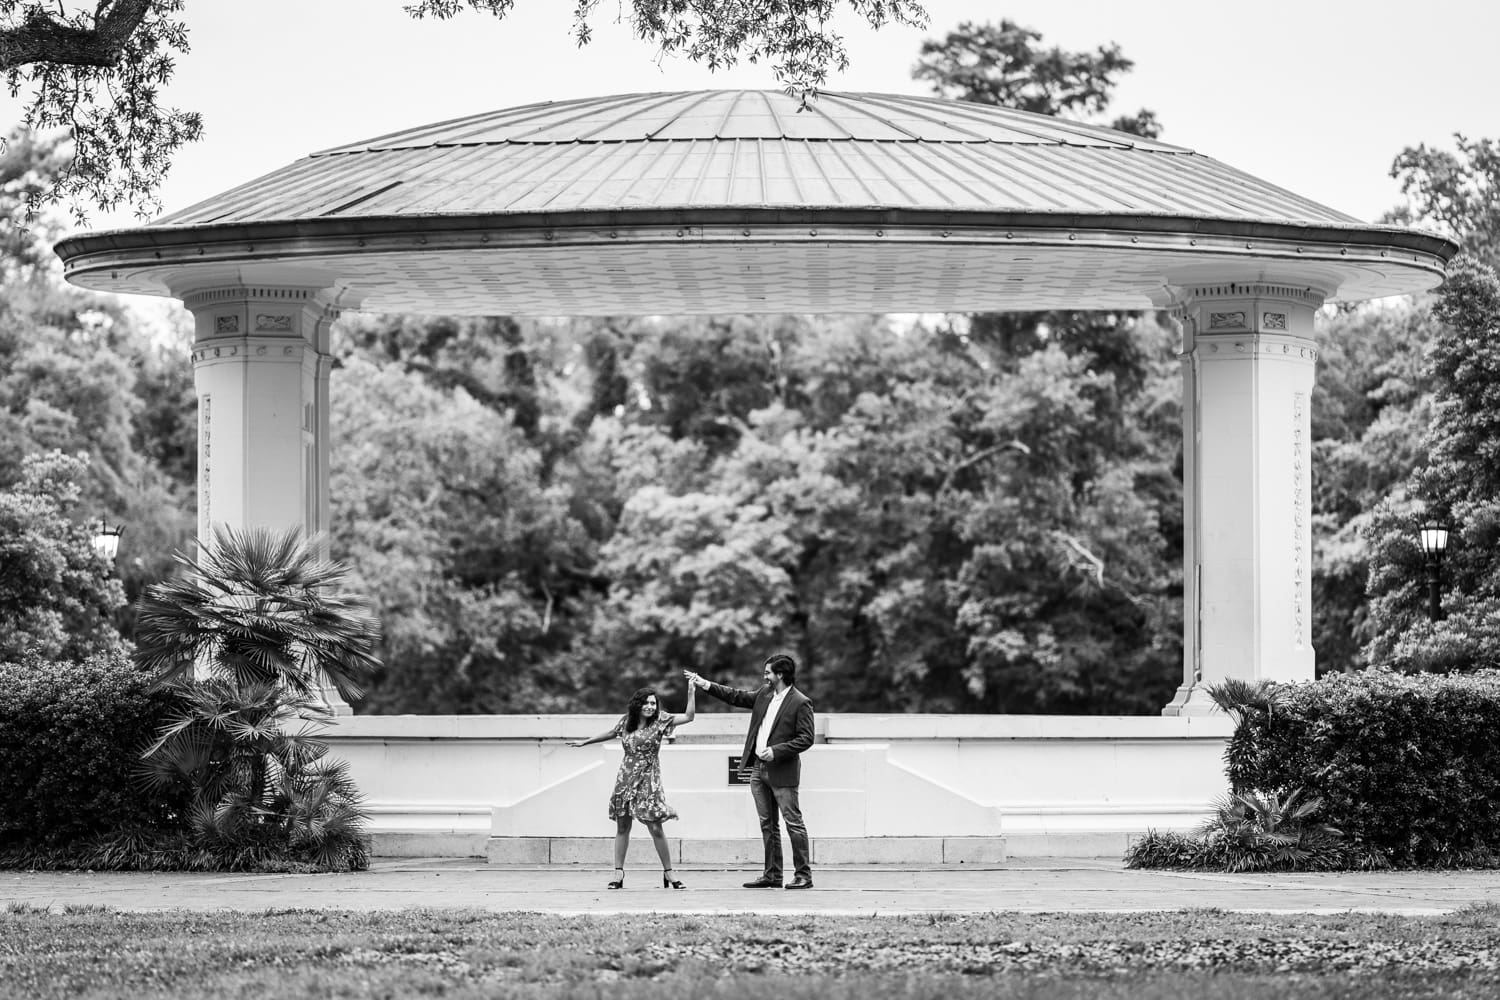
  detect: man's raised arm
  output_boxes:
[683,670,758,709]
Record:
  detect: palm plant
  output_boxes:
[140,679,369,871]
[1207,678,1279,793]
[1198,787,1348,872]
[1206,677,1276,725]
[135,525,381,703]
[135,526,380,871]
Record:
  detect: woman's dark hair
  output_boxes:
[765,654,797,686]
[625,688,659,732]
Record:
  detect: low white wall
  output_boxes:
[324,713,1234,858]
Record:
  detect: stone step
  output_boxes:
[369,832,1134,863]
[477,836,1009,865]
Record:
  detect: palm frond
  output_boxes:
[1206,678,1277,721]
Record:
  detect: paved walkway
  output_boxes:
[6,858,1499,915]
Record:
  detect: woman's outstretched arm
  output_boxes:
[668,679,697,727]
[568,726,619,748]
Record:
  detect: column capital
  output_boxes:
[1170,279,1324,363]
[182,285,342,340]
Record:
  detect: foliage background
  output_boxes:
[5,20,1500,718]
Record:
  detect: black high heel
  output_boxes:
[663,870,685,889]
[608,868,624,889]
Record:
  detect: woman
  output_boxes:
[568,679,695,889]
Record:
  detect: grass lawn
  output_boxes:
[3,906,1498,998]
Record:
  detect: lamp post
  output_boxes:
[1417,520,1450,622]
[91,518,124,562]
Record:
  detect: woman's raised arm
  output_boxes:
[668,678,697,727]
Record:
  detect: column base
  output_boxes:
[1160,683,1221,717]
[319,682,353,716]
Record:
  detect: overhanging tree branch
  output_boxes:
[0,1,154,72]
[3,1,925,222]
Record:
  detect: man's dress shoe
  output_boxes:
[784,877,814,890]
[742,876,780,888]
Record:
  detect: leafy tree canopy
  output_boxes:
[1362,256,1500,671]
[0,449,128,662]
[1,0,927,221]
[913,18,1159,138]
[2,127,198,632]
[1388,135,1500,271]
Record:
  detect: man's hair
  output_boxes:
[765,653,797,686]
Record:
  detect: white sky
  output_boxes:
[3,0,1495,234]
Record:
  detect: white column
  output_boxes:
[1162,282,1321,715]
[184,284,349,712]
[185,284,341,542]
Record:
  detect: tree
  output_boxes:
[913,19,1159,138]
[0,450,128,663]
[2,0,927,221]
[1362,256,1500,671]
[328,354,601,713]
[1306,133,1500,674]
[2,126,199,635]
[595,314,1183,712]
[897,20,1180,708]
[1308,300,1438,674]
[1388,135,1500,271]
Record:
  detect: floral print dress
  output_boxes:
[607,715,678,823]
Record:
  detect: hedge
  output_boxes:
[0,650,187,849]
[1224,668,1500,867]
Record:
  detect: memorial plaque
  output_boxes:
[727,756,752,785]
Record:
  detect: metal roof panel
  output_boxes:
[152,90,1365,228]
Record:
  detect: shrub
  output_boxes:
[1125,788,1358,872]
[0,649,186,850]
[1218,668,1500,868]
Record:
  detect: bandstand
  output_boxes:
[56,91,1458,860]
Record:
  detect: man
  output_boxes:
[685,654,815,889]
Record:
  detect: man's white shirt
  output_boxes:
[755,687,790,756]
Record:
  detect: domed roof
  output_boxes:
[150,90,1354,227]
[56,90,1456,314]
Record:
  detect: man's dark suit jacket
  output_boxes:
[703,681,815,788]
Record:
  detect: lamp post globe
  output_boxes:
[91,519,124,562]
[1417,520,1450,622]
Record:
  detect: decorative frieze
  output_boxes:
[1196,333,1319,362]
[190,338,306,365]
[182,286,317,310]
[1292,391,1306,644]
[1183,281,1323,304]
[199,394,212,540]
